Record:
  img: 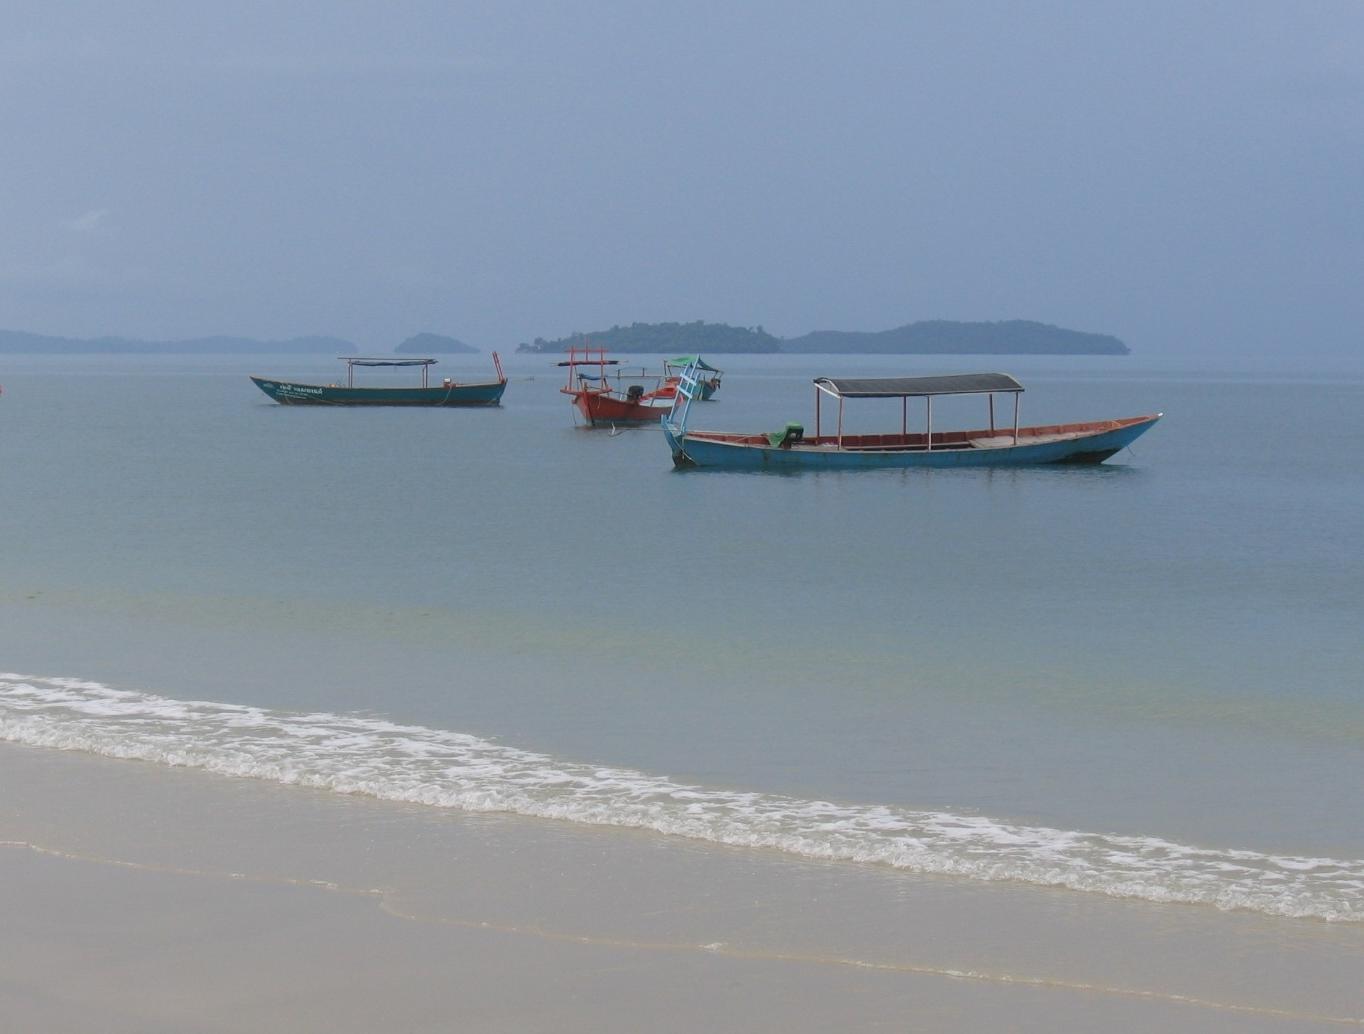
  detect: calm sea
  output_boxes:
[2,350,1361,922]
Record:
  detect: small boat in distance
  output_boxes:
[663,355,723,400]
[251,354,507,406]
[576,354,724,404]
[663,364,1160,470]
[559,346,673,426]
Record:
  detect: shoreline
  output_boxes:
[3,741,1360,1032]
[4,668,1360,924]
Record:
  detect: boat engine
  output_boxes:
[626,384,645,401]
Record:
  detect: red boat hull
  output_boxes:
[565,388,672,426]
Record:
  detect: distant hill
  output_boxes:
[516,321,782,354]
[782,320,1129,355]
[394,332,478,354]
[1,318,1129,357]
[515,319,1127,355]
[0,329,358,354]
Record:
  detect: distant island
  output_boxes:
[782,320,1129,355]
[2,318,1129,356]
[0,329,484,355]
[516,319,1128,355]
[0,330,360,355]
[393,332,478,354]
[517,321,782,355]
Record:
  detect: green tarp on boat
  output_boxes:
[669,356,721,372]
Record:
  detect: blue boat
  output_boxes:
[251,355,507,407]
[663,364,1160,470]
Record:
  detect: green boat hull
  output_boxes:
[250,377,506,407]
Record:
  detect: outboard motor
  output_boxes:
[626,384,645,401]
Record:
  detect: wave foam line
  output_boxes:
[2,673,1361,923]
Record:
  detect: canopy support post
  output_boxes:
[902,396,907,440]
[837,398,844,450]
[926,396,933,451]
[1013,392,1020,444]
[989,394,995,435]
[815,386,821,441]
[347,361,354,388]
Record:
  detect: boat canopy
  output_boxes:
[340,357,439,367]
[668,355,720,372]
[814,373,1023,398]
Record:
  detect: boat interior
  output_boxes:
[685,415,1154,452]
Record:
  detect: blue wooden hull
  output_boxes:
[664,415,1160,470]
[251,377,505,407]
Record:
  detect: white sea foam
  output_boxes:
[2,672,1361,922]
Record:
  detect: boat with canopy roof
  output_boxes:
[662,363,1160,469]
[250,354,506,406]
[662,355,723,400]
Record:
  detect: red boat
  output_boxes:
[559,347,674,426]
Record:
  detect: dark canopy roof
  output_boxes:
[814,373,1023,398]
[340,357,438,367]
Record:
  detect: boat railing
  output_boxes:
[340,356,439,388]
[665,359,709,436]
[560,345,626,393]
[812,374,1024,451]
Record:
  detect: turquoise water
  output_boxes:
[2,352,1361,918]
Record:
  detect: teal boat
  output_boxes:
[251,355,506,407]
[663,362,1160,470]
[663,355,722,400]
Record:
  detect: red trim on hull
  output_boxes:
[683,414,1159,450]
[564,388,671,425]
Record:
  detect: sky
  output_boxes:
[1,1,1360,355]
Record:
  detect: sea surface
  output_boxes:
[1,350,1362,923]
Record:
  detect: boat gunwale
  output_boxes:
[676,414,1161,454]
[250,375,507,393]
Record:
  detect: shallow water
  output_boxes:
[1,351,1362,920]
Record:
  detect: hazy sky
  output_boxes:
[2,1,1360,354]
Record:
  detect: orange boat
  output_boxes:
[559,346,674,426]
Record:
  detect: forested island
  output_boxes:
[393,332,478,354]
[782,320,1128,355]
[516,319,1128,355]
[517,322,782,355]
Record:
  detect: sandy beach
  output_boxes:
[3,741,1359,1033]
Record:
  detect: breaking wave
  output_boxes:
[2,672,1360,922]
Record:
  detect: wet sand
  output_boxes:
[2,742,1360,1032]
